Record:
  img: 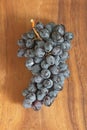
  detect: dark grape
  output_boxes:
[27,83,37,93]
[46,55,55,66]
[17,39,25,47]
[26,39,34,48]
[64,32,74,40]
[17,48,25,57]
[43,79,53,88]
[43,96,52,106]
[35,22,44,30]
[23,99,32,108]
[27,30,35,39]
[53,24,65,36]
[36,90,45,101]
[41,69,51,79]
[32,100,42,110]
[51,32,62,42]
[39,29,50,39]
[45,22,56,32]
[22,33,28,40]
[35,48,45,57]
[22,88,29,96]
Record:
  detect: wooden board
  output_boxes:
[0,0,87,130]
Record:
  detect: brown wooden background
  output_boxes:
[0,0,87,130]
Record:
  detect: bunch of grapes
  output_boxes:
[17,19,74,111]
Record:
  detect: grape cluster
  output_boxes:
[17,21,74,111]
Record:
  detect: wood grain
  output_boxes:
[0,0,87,130]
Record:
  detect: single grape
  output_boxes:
[50,65,59,75]
[23,99,32,108]
[45,22,56,32]
[31,77,36,83]
[36,90,45,101]
[24,49,35,58]
[32,100,42,111]
[52,75,60,83]
[26,92,36,102]
[17,39,25,47]
[27,30,35,39]
[48,90,59,97]
[64,32,74,40]
[27,83,37,93]
[53,83,63,91]
[61,41,71,50]
[22,88,29,96]
[39,29,50,39]
[55,55,60,66]
[41,88,48,94]
[34,56,42,63]
[37,83,42,90]
[24,50,29,57]
[17,48,25,57]
[35,48,45,57]
[51,32,62,42]
[43,96,52,106]
[43,79,53,88]
[46,55,55,66]
[23,98,32,104]
[41,60,49,69]
[52,46,62,56]
[35,40,45,48]
[53,24,65,36]
[50,97,55,104]
[41,69,51,79]
[59,80,64,86]
[26,39,34,48]
[35,21,44,30]
[22,33,28,40]
[34,75,43,83]
[58,73,65,81]
[63,69,70,78]
[46,38,57,46]
[44,42,53,52]
[31,64,41,74]
[60,63,68,71]
[60,52,69,61]
[25,58,34,68]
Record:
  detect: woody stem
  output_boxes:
[30,19,42,40]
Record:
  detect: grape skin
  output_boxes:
[43,79,53,88]
[41,69,51,79]
[46,55,55,66]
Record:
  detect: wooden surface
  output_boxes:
[0,0,87,130]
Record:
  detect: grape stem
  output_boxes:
[30,19,42,40]
[46,52,52,56]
